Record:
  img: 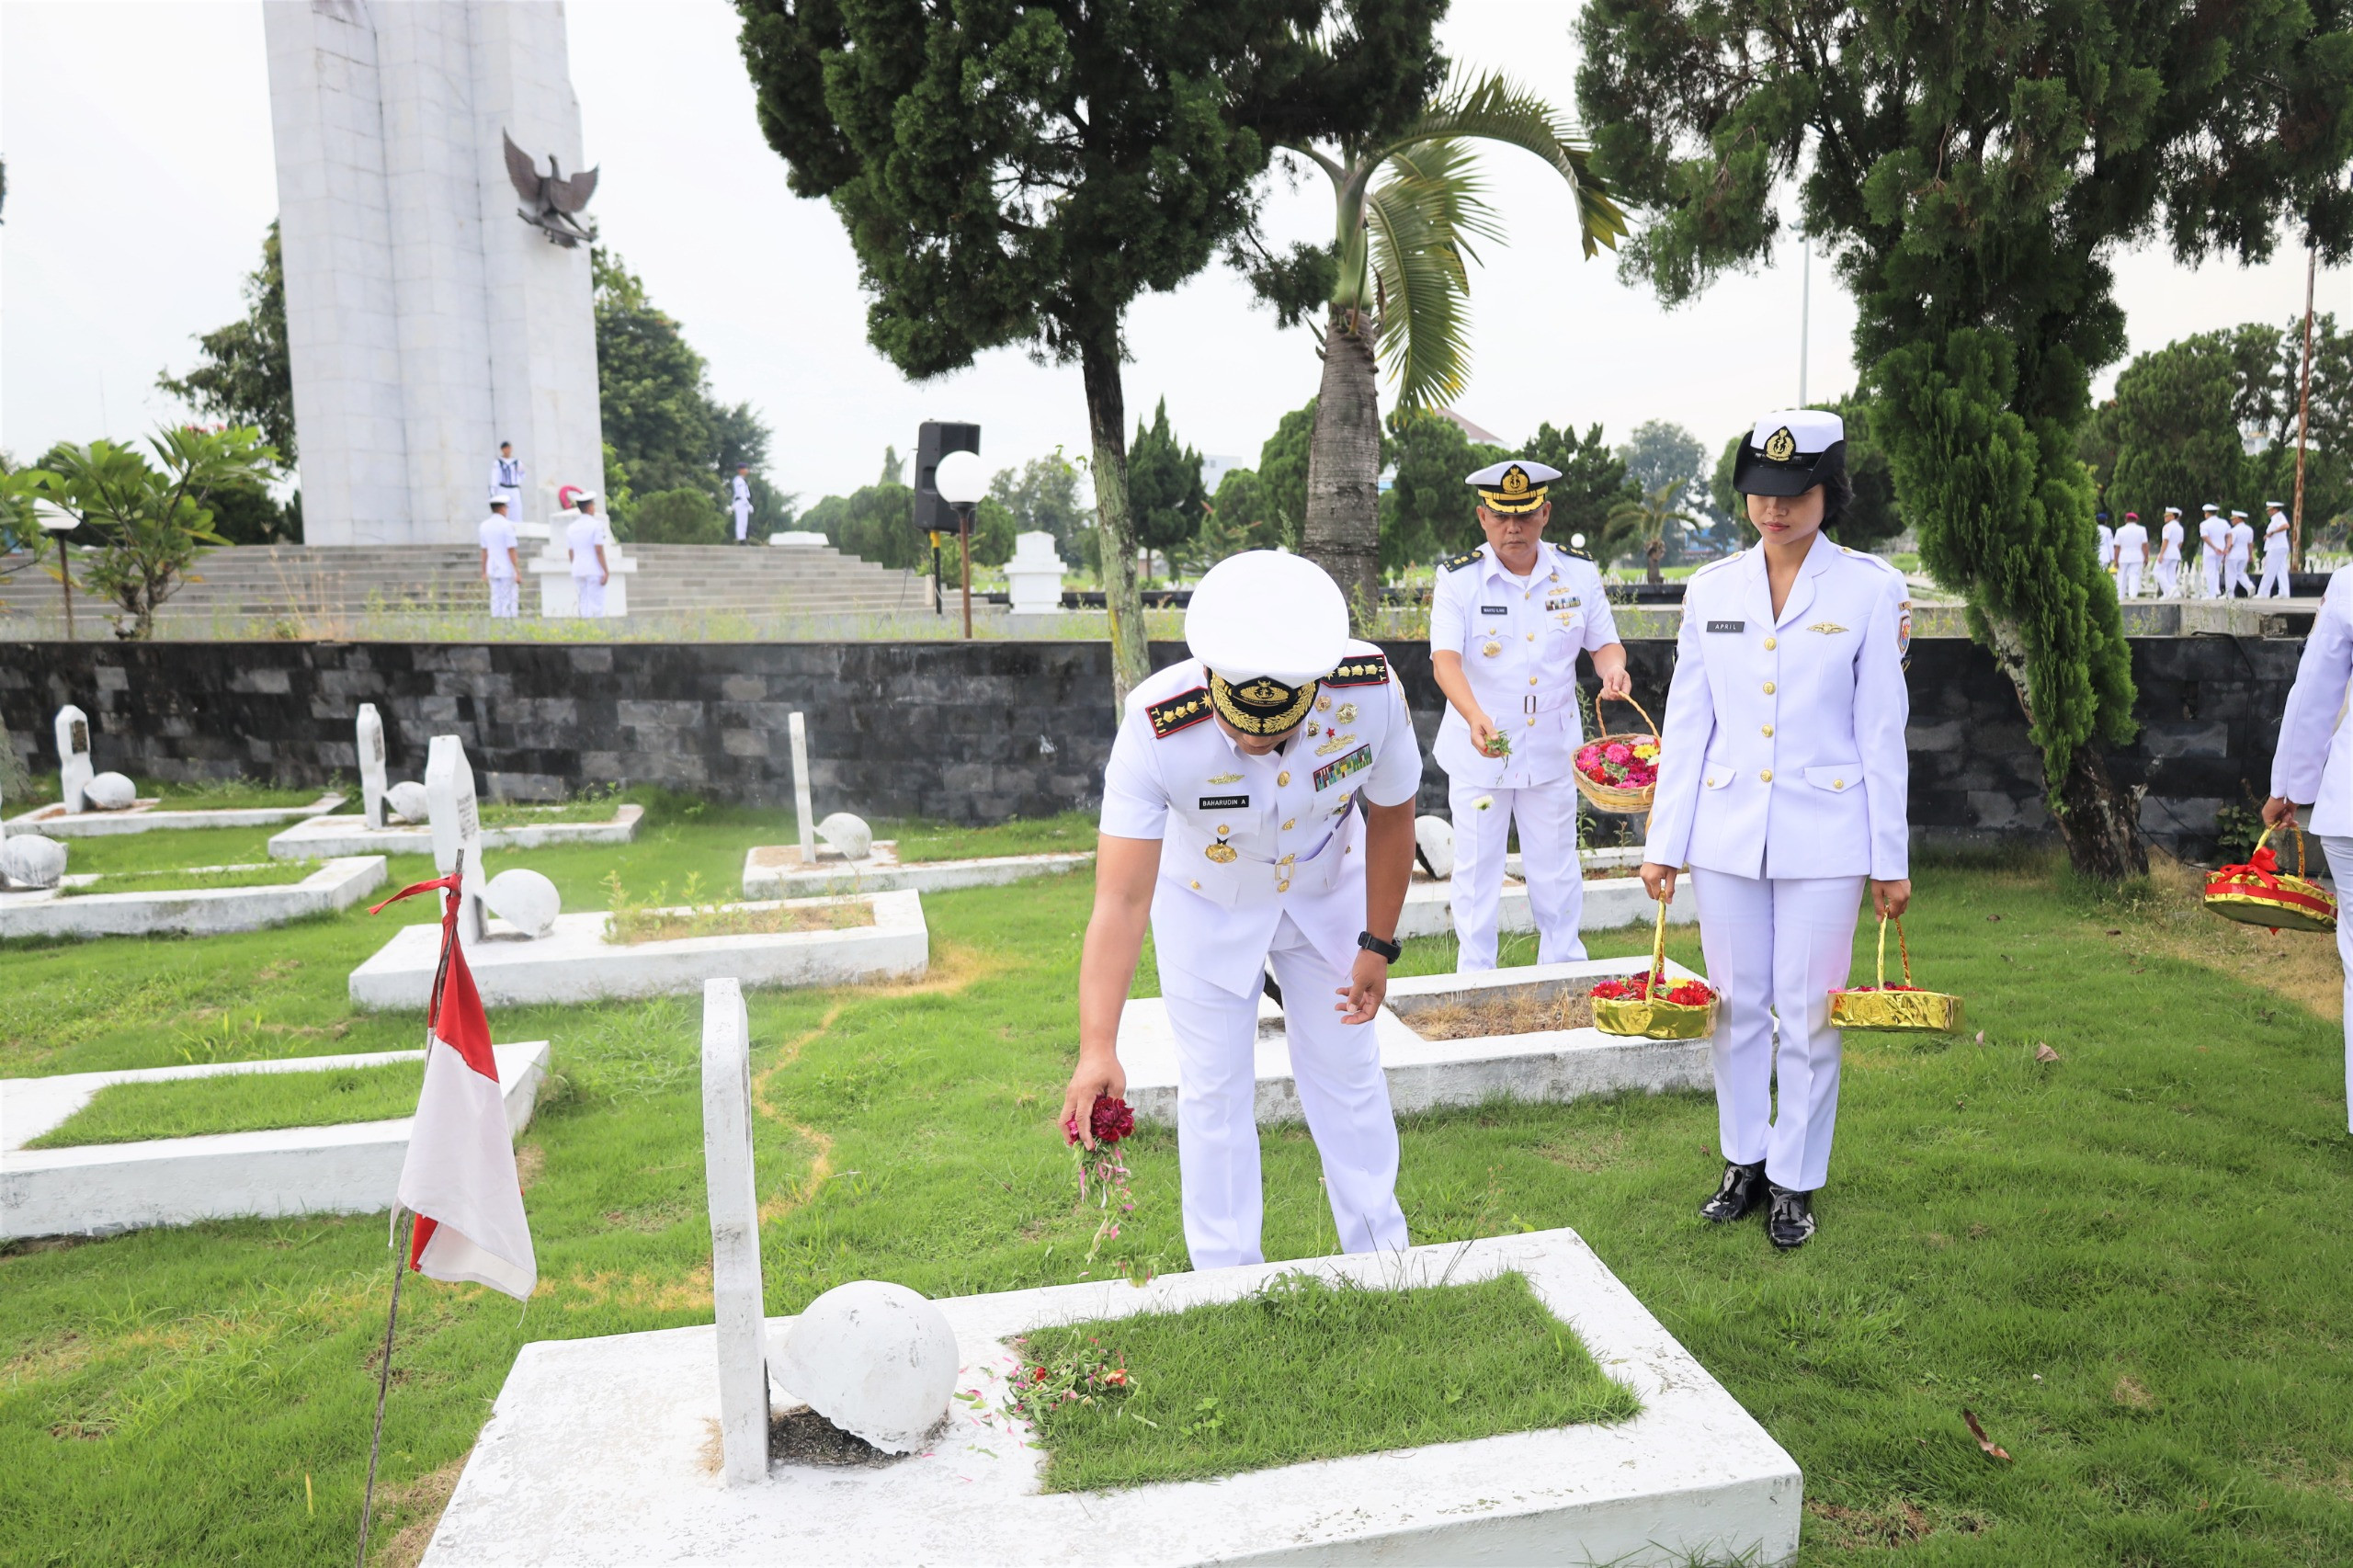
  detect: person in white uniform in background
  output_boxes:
[565,491,612,618]
[1429,459,1632,971]
[2257,501,2292,598]
[2157,506,2185,598]
[1640,409,1913,1251]
[490,441,526,519]
[2112,512,2149,598]
[478,497,522,619]
[2227,510,2258,597]
[2200,504,2230,597]
[1061,551,1422,1270]
[732,464,754,545]
[2264,562,2353,1135]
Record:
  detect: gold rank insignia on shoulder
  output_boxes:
[1441,549,1483,573]
[1147,687,1212,738]
[1805,621,1849,634]
[1324,653,1390,687]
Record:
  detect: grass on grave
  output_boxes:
[7,775,345,812]
[25,1061,425,1148]
[1013,1269,1638,1493]
[57,863,316,898]
[10,827,2353,1564]
[879,810,1097,863]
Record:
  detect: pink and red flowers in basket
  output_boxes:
[1588,972,1716,1007]
[1574,735,1659,790]
[1063,1095,1137,1267]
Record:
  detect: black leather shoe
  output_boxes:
[1699,1161,1768,1222]
[1767,1184,1817,1249]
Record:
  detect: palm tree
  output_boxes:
[1607,479,1704,585]
[1276,74,1626,624]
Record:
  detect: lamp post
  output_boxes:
[35,501,77,641]
[934,451,986,640]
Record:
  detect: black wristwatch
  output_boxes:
[1358,930,1402,963]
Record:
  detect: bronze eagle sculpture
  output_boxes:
[503,131,598,248]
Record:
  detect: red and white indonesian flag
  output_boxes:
[390,886,536,1300]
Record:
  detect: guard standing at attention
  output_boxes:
[1061,551,1422,1270]
[2200,504,2230,597]
[732,464,755,546]
[490,441,526,519]
[2157,507,2186,598]
[2113,512,2149,598]
[1429,459,1631,970]
[564,491,612,617]
[478,497,522,619]
[2228,510,2258,597]
[1640,409,1912,1250]
[2258,501,2292,598]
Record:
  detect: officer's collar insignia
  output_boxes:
[1208,671,1315,735]
[1146,687,1213,739]
[1322,653,1391,687]
[1763,426,1798,462]
[1805,620,1849,634]
[1442,549,1483,573]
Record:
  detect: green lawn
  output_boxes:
[1017,1270,1638,1492]
[26,1061,425,1148]
[59,864,313,898]
[6,820,2353,1564]
[883,810,1097,862]
[8,777,340,812]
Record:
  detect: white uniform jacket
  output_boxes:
[1429,540,1620,788]
[1644,540,1911,881]
[2230,521,2256,562]
[2160,520,2185,562]
[1101,646,1422,997]
[2097,525,2115,567]
[2201,518,2231,558]
[2271,570,2353,834]
[2265,515,2290,558]
[2113,522,2148,563]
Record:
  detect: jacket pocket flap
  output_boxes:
[1803,764,1863,793]
[1701,756,1733,790]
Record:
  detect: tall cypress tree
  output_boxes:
[1578,0,2353,879]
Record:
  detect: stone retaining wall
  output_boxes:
[0,635,2305,857]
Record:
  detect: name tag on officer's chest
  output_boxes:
[1197,794,1247,810]
[1706,619,1745,633]
[1479,604,1508,616]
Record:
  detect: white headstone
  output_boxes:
[0,835,67,890]
[482,868,561,938]
[425,735,486,944]
[385,781,430,824]
[358,704,389,830]
[701,978,769,1486]
[776,1281,958,1456]
[816,812,872,863]
[1415,814,1457,880]
[789,712,815,865]
[55,706,92,814]
[1006,530,1065,616]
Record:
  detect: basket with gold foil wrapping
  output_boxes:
[1591,896,1717,1040]
[2204,824,2337,934]
[1572,693,1661,814]
[1828,916,1964,1034]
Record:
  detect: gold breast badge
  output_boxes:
[1335,703,1358,724]
[1482,641,1502,657]
[1206,826,1239,864]
[1314,694,1332,713]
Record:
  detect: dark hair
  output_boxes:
[1817,467,1854,530]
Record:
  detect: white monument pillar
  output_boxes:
[357,703,389,830]
[425,734,486,945]
[702,977,770,1486]
[54,707,92,815]
[789,713,815,866]
[263,0,605,545]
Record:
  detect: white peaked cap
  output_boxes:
[2231,509,2248,518]
[2268,500,2286,508]
[2165,506,2181,515]
[1464,459,1564,487]
[2202,503,2221,511]
[1187,551,1349,686]
[1748,408,1845,453]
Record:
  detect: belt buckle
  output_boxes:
[1523,695,1538,715]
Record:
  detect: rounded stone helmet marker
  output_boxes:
[816,812,874,862]
[82,772,138,812]
[1415,814,1457,880]
[384,781,430,824]
[482,868,561,938]
[0,834,68,890]
[776,1280,959,1454]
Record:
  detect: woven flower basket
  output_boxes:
[2205,824,2338,934]
[1592,896,1717,1040]
[1573,692,1660,815]
[1828,916,1964,1034]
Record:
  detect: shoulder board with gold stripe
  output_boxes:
[1145,687,1212,739]
[1324,653,1391,687]
[1557,542,1594,562]
[1441,550,1483,573]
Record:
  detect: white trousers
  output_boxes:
[1447,780,1586,971]
[733,502,752,542]
[2202,553,2224,597]
[1689,869,1866,1193]
[2156,560,2179,597]
[2118,562,2144,597]
[1159,914,1409,1269]
[2258,554,2290,597]
[2319,837,2353,1137]
[2228,556,2256,597]
[487,576,519,619]
[574,575,607,617]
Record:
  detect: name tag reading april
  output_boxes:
[1706,619,1745,633]
[1198,794,1249,810]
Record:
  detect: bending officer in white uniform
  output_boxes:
[2265,562,2353,1133]
[565,492,612,618]
[1640,409,1913,1251]
[1430,459,1631,971]
[2113,512,2148,598]
[2257,501,2291,598]
[2200,505,2229,598]
[2227,510,2257,597]
[1062,551,1421,1270]
[732,464,754,545]
[2157,507,2185,598]
[478,498,522,619]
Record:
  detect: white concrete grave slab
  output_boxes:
[358,703,389,829]
[426,735,487,944]
[0,857,386,940]
[349,888,929,1010]
[1118,955,1712,1126]
[419,1230,1801,1566]
[5,791,347,839]
[741,839,1092,899]
[0,1042,548,1240]
[266,802,642,860]
[701,979,770,1486]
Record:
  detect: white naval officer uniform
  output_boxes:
[1101,645,1421,1269]
[1430,538,1621,969]
[565,506,612,618]
[2157,512,2185,598]
[2228,514,2257,597]
[2113,517,2149,598]
[2200,509,2230,597]
[2258,507,2291,598]
[2270,565,2353,1131]
[490,453,525,519]
[478,509,521,619]
[1644,536,1911,1194]
[2097,520,2116,587]
[732,473,754,543]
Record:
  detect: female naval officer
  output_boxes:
[1638,409,1913,1250]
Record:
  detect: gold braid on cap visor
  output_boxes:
[1475,466,1549,515]
[1208,672,1318,735]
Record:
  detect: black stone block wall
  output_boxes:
[0,634,2306,856]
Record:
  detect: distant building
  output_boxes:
[1438,408,1504,445]
[1200,453,1251,494]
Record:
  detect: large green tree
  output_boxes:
[1581,0,2353,879]
[1525,420,1637,564]
[1126,399,1208,572]
[989,453,1089,566]
[159,222,296,462]
[1379,408,1505,567]
[737,0,1371,702]
[2104,335,2251,533]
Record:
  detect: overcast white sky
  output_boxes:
[4,0,2345,505]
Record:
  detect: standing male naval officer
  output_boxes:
[565,491,612,617]
[2228,510,2258,598]
[478,497,522,619]
[2157,506,2186,598]
[2112,512,2149,598]
[2258,501,2292,598]
[731,464,754,545]
[2200,504,2230,598]
[1429,460,1631,970]
[1061,551,1422,1269]
[490,441,526,520]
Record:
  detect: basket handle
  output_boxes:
[1873,915,1915,989]
[2252,821,2308,879]
[1594,690,1660,746]
[1648,892,1670,992]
